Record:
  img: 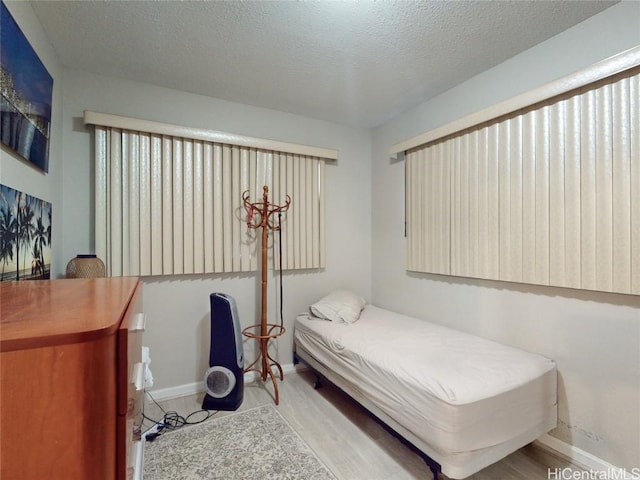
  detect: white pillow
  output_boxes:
[309,289,366,324]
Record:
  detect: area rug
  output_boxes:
[143,404,337,480]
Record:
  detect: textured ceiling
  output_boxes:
[28,0,617,128]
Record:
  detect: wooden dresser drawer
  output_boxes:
[119,313,145,416]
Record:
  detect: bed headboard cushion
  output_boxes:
[309,289,366,324]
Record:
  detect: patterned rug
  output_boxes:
[144,404,337,480]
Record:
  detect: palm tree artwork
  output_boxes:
[33,214,48,277]
[0,202,17,279]
[0,184,51,281]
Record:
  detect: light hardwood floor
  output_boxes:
[144,370,584,480]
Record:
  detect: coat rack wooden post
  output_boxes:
[241,185,291,405]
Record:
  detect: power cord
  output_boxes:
[143,391,218,442]
[278,211,284,330]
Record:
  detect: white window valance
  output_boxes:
[84,111,339,161]
[392,46,640,156]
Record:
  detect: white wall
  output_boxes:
[0,1,64,273]
[372,1,640,470]
[61,70,372,390]
[5,0,639,471]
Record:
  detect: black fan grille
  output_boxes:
[206,369,232,397]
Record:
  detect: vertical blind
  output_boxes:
[93,125,327,277]
[406,64,639,295]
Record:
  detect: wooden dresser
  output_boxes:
[0,277,145,480]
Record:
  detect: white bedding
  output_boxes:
[294,305,557,473]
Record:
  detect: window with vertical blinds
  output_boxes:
[402,50,639,295]
[86,113,335,277]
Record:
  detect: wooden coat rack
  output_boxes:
[241,185,291,405]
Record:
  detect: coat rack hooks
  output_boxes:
[241,185,291,405]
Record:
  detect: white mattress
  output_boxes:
[294,305,557,457]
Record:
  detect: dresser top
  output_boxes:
[1,277,140,351]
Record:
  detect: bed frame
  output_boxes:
[294,344,443,479]
[294,339,556,480]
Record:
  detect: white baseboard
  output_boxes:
[535,434,638,479]
[147,381,202,402]
[148,362,307,402]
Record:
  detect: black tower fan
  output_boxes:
[202,293,244,411]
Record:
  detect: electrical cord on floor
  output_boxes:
[143,391,218,442]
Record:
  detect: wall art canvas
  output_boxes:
[0,183,51,280]
[0,1,53,173]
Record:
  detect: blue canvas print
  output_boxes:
[0,1,53,173]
